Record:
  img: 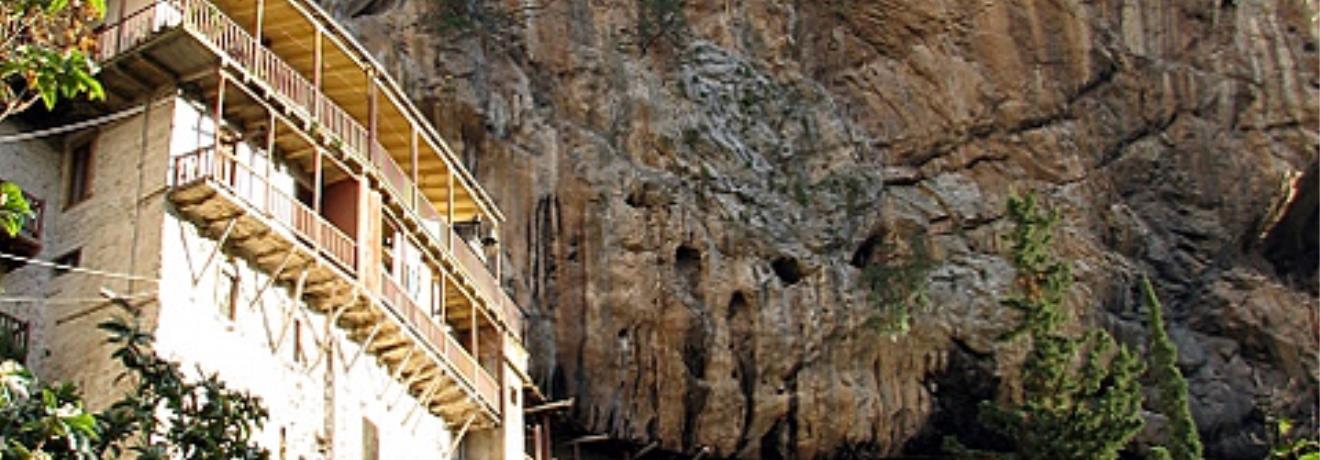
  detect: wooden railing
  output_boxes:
[101,0,523,339]
[0,180,45,242]
[172,147,357,273]
[0,311,29,364]
[380,273,501,412]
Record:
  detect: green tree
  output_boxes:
[946,193,1145,460]
[0,0,106,121]
[0,181,35,238]
[0,361,100,458]
[1268,416,1320,460]
[0,317,269,459]
[1142,276,1203,460]
[96,317,270,459]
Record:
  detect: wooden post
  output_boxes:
[447,170,455,250]
[254,0,265,43]
[113,0,126,56]
[367,76,379,162]
[313,148,323,215]
[493,221,501,282]
[470,303,478,358]
[213,72,226,153]
[410,128,419,208]
[313,29,323,91]
[264,111,275,214]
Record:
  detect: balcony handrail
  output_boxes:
[380,272,501,411]
[100,0,522,338]
[171,146,356,273]
[0,180,45,241]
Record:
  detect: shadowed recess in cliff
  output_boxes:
[1261,161,1318,291]
[675,244,702,294]
[770,256,805,285]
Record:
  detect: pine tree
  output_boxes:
[1142,276,1204,460]
[946,193,1145,460]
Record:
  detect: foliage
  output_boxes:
[945,193,1145,460]
[997,193,1069,341]
[96,317,270,459]
[0,182,35,238]
[1142,276,1203,460]
[636,0,686,52]
[0,360,101,459]
[860,231,932,336]
[0,0,106,121]
[0,317,270,459]
[1268,416,1320,460]
[425,0,514,37]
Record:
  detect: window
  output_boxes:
[279,427,287,460]
[381,219,398,276]
[53,249,81,276]
[292,319,303,364]
[361,418,379,460]
[218,266,239,320]
[65,139,94,207]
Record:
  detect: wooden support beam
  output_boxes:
[272,269,310,352]
[444,414,478,460]
[403,379,442,423]
[346,322,384,369]
[246,249,294,312]
[633,442,659,460]
[192,217,238,286]
[569,435,610,445]
[525,398,574,416]
[391,346,417,380]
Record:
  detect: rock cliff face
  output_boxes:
[317,0,1318,457]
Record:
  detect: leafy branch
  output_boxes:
[0,0,106,121]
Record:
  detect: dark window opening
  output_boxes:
[53,249,81,276]
[292,319,303,363]
[219,266,239,320]
[381,219,398,276]
[65,139,94,208]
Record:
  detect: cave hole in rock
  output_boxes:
[771,256,806,285]
[346,0,396,17]
[675,244,702,290]
[850,233,883,268]
[1262,161,1319,289]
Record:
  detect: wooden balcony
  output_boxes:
[169,147,499,427]
[0,311,30,364]
[0,186,44,270]
[96,0,527,343]
[380,273,501,417]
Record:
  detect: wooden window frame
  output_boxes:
[219,263,239,321]
[53,248,81,277]
[64,135,96,210]
[292,318,303,364]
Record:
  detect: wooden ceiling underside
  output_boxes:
[211,0,487,222]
